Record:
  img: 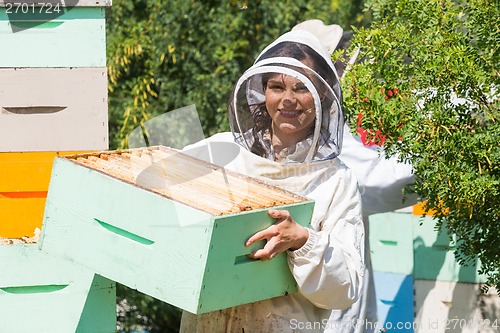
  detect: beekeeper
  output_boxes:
[180,29,365,333]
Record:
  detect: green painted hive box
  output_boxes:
[40,146,314,314]
[0,243,116,333]
[0,6,106,67]
[369,212,414,275]
[413,216,487,283]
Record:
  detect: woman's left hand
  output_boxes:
[245,209,309,260]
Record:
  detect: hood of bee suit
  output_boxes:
[227,29,344,164]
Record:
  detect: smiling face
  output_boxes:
[264,73,316,148]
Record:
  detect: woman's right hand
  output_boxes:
[245,209,309,260]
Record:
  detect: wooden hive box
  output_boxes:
[413,216,487,283]
[414,280,492,333]
[0,5,107,68]
[0,68,108,152]
[40,146,314,314]
[0,243,116,333]
[372,271,415,333]
[0,151,94,238]
[369,212,487,283]
[369,212,414,275]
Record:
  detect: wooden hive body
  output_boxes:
[0,151,91,238]
[0,7,106,68]
[369,212,487,283]
[0,243,116,333]
[0,68,108,152]
[40,146,314,314]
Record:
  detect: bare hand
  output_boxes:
[245,209,309,260]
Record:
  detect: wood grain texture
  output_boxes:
[41,149,315,313]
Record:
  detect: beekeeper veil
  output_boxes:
[228,30,344,164]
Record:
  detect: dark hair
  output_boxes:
[249,103,272,156]
[257,42,336,88]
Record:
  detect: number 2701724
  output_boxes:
[5,3,62,14]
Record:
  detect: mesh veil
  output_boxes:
[228,30,344,163]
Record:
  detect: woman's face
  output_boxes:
[265,73,316,144]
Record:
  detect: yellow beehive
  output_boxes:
[0,151,91,238]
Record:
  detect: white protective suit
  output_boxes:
[180,30,366,332]
[330,125,417,333]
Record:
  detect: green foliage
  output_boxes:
[331,0,371,27]
[116,283,182,333]
[340,0,500,289]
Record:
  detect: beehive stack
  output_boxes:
[0,0,109,238]
[412,216,495,333]
[0,1,115,331]
[40,146,315,314]
[369,211,497,333]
